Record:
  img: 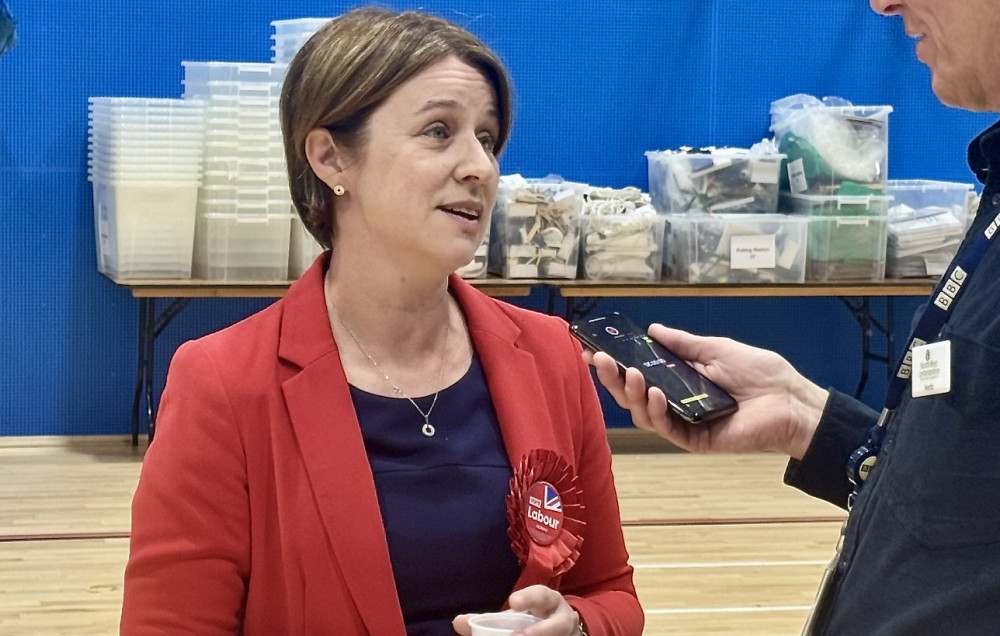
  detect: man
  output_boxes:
[588,1,1000,633]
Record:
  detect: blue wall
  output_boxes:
[0,1,994,435]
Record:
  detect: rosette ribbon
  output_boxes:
[506,449,586,591]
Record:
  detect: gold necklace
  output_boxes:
[331,307,451,437]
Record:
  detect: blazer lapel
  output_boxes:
[278,256,405,635]
[451,277,559,466]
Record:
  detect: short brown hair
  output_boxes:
[280,7,513,249]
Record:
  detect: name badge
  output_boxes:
[911,340,951,398]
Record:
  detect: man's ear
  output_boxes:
[304,128,346,187]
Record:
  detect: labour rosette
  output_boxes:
[506,449,586,588]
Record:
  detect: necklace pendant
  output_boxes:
[421,420,435,437]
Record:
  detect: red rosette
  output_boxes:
[506,449,586,589]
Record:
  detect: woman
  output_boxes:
[120,8,643,636]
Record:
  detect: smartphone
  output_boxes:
[570,312,738,424]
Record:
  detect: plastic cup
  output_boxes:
[467,612,541,635]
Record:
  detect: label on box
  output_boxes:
[787,158,808,194]
[731,234,776,269]
[750,159,781,184]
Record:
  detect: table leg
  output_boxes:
[144,298,156,442]
[839,297,891,399]
[130,298,151,447]
[145,298,191,443]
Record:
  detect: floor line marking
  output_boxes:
[645,605,813,615]
[633,559,829,569]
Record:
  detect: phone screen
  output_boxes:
[571,312,738,423]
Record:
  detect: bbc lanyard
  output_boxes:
[847,206,1000,495]
[801,206,1000,636]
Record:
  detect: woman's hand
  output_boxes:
[584,323,828,460]
[453,585,583,635]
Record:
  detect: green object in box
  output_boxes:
[808,216,887,262]
[778,133,834,191]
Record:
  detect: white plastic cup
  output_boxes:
[467,612,541,635]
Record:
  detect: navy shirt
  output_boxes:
[786,120,1000,634]
[350,355,521,635]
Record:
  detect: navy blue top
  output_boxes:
[350,355,521,635]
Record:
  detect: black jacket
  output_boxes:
[784,120,1000,635]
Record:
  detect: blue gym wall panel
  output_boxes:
[0,1,995,435]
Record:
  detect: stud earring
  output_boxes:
[332,184,345,196]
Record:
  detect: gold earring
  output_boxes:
[333,184,345,196]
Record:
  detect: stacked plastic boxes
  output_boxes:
[88,97,205,279]
[646,144,804,283]
[271,20,334,277]
[885,179,974,278]
[771,96,894,281]
[270,18,333,64]
[183,61,293,280]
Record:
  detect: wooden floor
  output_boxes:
[0,431,845,635]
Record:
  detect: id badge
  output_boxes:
[911,340,951,398]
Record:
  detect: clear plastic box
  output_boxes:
[645,148,784,215]
[885,180,973,277]
[665,213,809,283]
[771,100,893,195]
[193,213,292,280]
[488,176,585,279]
[270,18,333,38]
[92,180,199,279]
[579,187,665,280]
[885,179,975,223]
[581,213,665,280]
[181,61,287,85]
[806,216,888,282]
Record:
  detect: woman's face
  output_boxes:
[337,55,501,276]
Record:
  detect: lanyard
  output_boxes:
[846,207,1000,493]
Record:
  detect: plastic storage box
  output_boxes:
[488,176,584,279]
[780,192,889,281]
[885,179,974,277]
[88,97,206,278]
[645,147,783,215]
[270,18,334,64]
[806,216,888,282]
[665,213,809,283]
[885,179,974,222]
[770,96,892,196]
[580,187,664,280]
[92,181,200,279]
[193,213,293,280]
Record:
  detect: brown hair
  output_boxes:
[280,7,513,249]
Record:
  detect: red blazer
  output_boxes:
[121,256,643,635]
